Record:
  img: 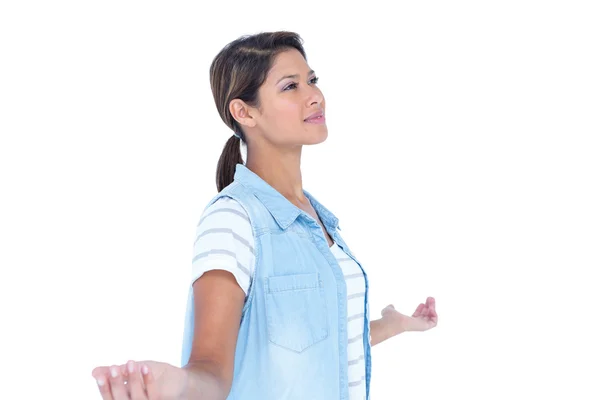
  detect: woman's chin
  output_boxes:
[305,127,328,145]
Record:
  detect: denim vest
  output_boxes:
[181,164,372,400]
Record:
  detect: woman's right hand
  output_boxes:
[92,360,188,400]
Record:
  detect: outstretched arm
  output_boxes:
[370,297,438,347]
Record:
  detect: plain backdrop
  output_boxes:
[1,1,599,399]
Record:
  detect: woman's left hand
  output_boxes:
[91,360,188,400]
[381,296,438,333]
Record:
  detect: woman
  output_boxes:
[91,31,438,400]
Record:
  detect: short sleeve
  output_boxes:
[191,197,256,297]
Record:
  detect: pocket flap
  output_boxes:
[267,272,320,293]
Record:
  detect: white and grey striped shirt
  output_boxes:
[191,197,367,399]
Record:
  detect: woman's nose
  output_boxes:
[306,87,324,107]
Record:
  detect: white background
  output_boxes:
[1,1,599,399]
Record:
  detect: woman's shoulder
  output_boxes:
[205,195,247,213]
[197,196,251,231]
[192,195,256,298]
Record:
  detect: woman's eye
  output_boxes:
[284,77,319,91]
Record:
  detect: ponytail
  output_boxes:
[216,135,243,192]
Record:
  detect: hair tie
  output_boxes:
[233,132,241,139]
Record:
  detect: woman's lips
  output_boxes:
[304,115,326,124]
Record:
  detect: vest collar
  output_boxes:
[233,163,340,231]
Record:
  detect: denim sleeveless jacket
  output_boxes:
[181,164,372,399]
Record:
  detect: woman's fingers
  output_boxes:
[107,365,129,400]
[413,303,425,317]
[141,363,159,399]
[92,368,114,400]
[94,372,114,400]
[126,361,148,400]
[93,366,110,376]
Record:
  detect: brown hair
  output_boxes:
[210,31,307,192]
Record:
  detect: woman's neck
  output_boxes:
[246,147,308,207]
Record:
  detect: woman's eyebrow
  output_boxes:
[276,69,315,84]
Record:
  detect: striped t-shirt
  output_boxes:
[191,197,367,399]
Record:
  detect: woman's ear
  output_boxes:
[229,98,257,130]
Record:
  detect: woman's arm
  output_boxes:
[369,316,405,346]
[183,359,231,399]
[91,271,246,399]
[184,269,247,397]
[369,298,438,346]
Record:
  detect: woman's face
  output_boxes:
[252,48,327,147]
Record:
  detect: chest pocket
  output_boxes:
[264,272,329,353]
